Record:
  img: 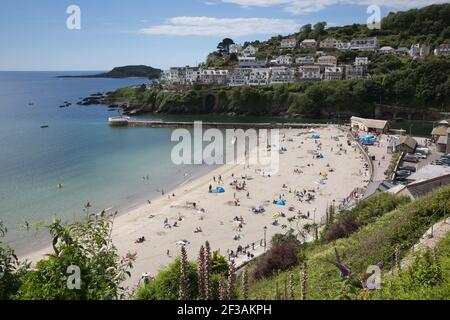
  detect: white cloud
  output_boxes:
[139,16,300,36]
[221,0,449,14]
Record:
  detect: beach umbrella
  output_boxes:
[276,200,286,206]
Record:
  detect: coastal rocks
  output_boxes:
[77,93,106,106]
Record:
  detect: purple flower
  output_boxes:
[334,262,351,278]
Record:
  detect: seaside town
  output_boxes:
[1,1,450,304]
[161,37,450,86]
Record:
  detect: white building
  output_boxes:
[238,56,267,68]
[296,56,315,65]
[324,66,343,81]
[350,37,379,51]
[229,44,243,54]
[228,68,251,86]
[298,65,321,80]
[355,57,369,66]
[337,41,351,51]
[270,67,296,85]
[434,44,450,57]
[275,55,293,65]
[320,37,339,50]
[345,65,365,80]
[162,67,184,84]
[410,44,430,59]
[280,38,297,49]
[317,55,338,66]
[185,67,201,84]
[242,45,258,57]
[300,39,317,50]
[248,68,270,86]
[378,46,395,55]
[199,69,229,85]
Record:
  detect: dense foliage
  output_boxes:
[0,222,29,300]
[0,216,133,300]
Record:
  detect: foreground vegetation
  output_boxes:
[0,215,133,300]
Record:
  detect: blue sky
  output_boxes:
[0,0,447,71]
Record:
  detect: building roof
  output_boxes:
[351,116,388,130]
[403,173,450,199]
[399,135,418,150]
[387,184,407,194]
[408,165,450,181]
[431,126,448,136]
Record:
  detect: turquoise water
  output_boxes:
[0,72,215,255]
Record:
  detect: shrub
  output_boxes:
[324,216,360,243]
[17,217,133,300]
[134,258,198,300]
[253,239,301,280]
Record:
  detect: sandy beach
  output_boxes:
[23,126,370,289]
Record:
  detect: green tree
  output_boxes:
[217,38,235,53]
[17,216,133,300]
[0,222,29,300]
[312,21,327,38]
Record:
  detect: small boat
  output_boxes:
[28,102,34,106]
[40,125,49,129]
[59,105,66,108]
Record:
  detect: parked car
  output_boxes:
[403,155,420,163]
[398,166,417,172]
[415,153,427,159]
[396,170,412,178]
[416,148,430,155]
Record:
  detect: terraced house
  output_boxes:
[319,37,340,50]
[296,56,315,65]
[228,68,251,86]
[317,55,338,66]
[345,65,365,80]
[350,37,379,51]
[300,39,317,50]
[324,66,344,81]
[280,38,297,49]
[270,67,296,85]
[248,68,270,86]
[298,65,321,80]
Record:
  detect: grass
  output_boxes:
[246,186,450,300]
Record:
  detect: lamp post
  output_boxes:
[264,226,268,252]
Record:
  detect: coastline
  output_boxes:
[22,125,371,291]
